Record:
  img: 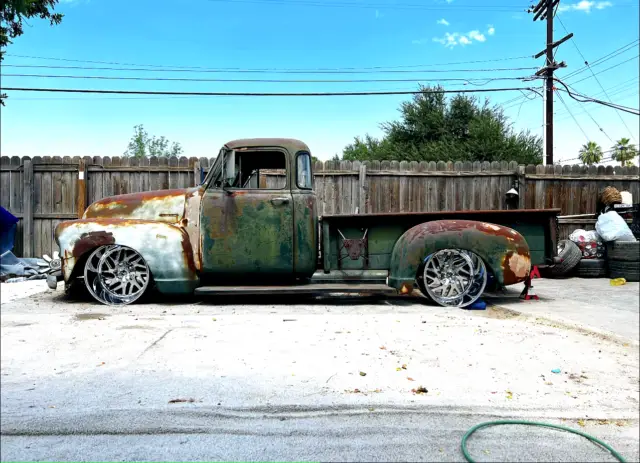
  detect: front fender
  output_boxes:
[388,220,531,293]
[54,218,198,294]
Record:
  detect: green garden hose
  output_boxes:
[461,420,627,463]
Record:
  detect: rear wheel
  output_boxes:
[417,249,487,308]
[83,245,151,306]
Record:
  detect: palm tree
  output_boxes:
[611,138,639,167]
[578,141,603,165]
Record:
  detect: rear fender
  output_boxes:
[54,218,198,294]
[388,220,531,293]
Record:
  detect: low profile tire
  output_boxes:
[606,241,640,262]
[416,249,488,308]
[575,258,607,278]
[547,240,582,278]
[609,260,640,282]
[83,245,151,306]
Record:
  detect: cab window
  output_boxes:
[212,150,286,189]
[296,152,313,190]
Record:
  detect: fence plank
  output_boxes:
[23,160,34,257]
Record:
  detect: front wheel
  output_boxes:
[416,249,487,308]
[83,245,151,306]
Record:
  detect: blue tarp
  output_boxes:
[0,207,19,255]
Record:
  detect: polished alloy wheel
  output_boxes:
[420,249,488,308]
[83,245,150,306]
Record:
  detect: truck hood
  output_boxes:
[83,187,200,224]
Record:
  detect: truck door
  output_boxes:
[200,148,294,277]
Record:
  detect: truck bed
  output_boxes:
[319,208,560,273]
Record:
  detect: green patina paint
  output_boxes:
[292,192,318,277]
[200,191,294,275]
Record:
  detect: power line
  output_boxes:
[557,15,638,143]
[555,87,640,123]
[0,63,540,75]
[0,86,538,97]
[3,53,535,71]
[554,89,589,141]
[570,55,640,85]
[554,80,639,120]
[560,39,639,81]
[204,0,529,12]
[2,73,533,85]
[501,45,639,114]
[554,79,640,115]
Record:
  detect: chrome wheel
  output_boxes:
[83,245,150,306]
[420,249,488,308]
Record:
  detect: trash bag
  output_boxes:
[595,211,637,242]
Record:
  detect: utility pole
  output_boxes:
[529,0,571,165]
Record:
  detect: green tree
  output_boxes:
[123,124,184,158]
[342,85,542,164]
[610,138,638,167]
[578,141,604,165]
[1,0,64,105]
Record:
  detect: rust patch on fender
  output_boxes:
[72,231,116,258]
[502,250,531,285]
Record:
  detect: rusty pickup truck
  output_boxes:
[53,138,560,307]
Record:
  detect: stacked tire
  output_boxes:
[545,239,582,278]
[607,241,640,282]
[575,258,607,278]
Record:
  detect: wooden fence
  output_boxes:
[1,155,638,257]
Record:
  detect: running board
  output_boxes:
[194,283,397,296]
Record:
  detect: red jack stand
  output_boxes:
[520,265,540,300]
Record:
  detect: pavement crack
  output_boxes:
[137,328,175,359]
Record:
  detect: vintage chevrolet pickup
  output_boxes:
[53,138,560,307]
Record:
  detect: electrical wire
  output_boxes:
[557,17,637,128]
[570,55,640,85]
[561,39,639,81]
[554,89,589,141]
[0,86,539,97]
[0,63,540,75]
[0,73,534,84]
[3,53,535,71]
[553,78,639,115]
[205,0,527,12]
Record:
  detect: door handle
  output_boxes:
[270,197,290,205]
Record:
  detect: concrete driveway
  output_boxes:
[1,279,638,462]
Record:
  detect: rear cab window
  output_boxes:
[296,152,313,190]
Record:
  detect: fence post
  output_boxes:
[22,159,34,257]
[76,159,87,218]
[193,160,201,186]
[358,163,367,214]
[517,165,526,209]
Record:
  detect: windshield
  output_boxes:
[202,147,225,186]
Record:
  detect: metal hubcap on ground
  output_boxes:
[421,249,488,308]
[84,245,150,306]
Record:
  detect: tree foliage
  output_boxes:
[578,141,604,165]
[1,0,64,105]
[611,138,638,167]
[342,85,542,164]
[123,125,184,158]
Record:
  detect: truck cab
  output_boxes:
[198,139,318,282]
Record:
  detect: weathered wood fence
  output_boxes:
[1,155,638,257]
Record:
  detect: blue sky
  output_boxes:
[1,0,638,163]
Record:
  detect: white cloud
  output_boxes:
[559,1,613,13]
[431,26,493,48]
[468,30,486,42]
[487,25,495,35]
[446,0,454,3]
[437,18,450,26]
